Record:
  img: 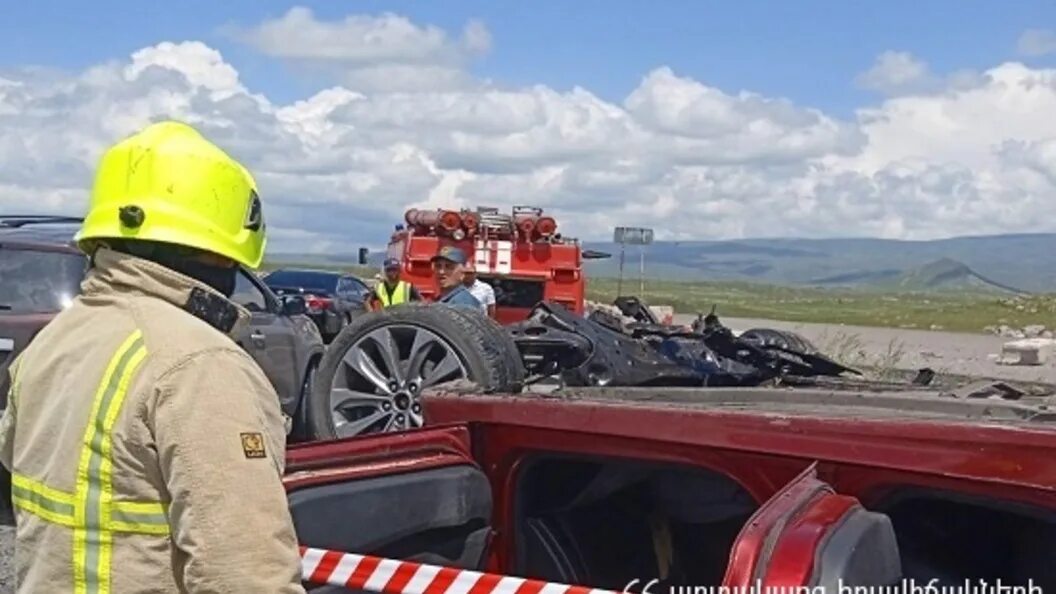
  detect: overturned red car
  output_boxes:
[286,302,1056,592]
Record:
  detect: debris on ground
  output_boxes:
[996,338,1056,366]
[983,324,1053,339]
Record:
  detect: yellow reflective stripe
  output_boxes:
[98,342,150,593]
[12,473,76,508]
[9,331,168,594]
[12,493,77,527]
[11,474,77,527]
[110,500,166,515]
[74,330,147,594]
[107,498,167,532]
[108,501,169,535]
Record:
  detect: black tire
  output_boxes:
[443,306,526,393]
[308,303,522,441]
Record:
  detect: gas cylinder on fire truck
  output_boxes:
[386,205,584,325]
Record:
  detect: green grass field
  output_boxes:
[585,277,1056,333]
[261,258,1055,334]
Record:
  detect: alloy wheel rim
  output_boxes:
[328,324,467,437]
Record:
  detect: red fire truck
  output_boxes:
[385,206,587,325]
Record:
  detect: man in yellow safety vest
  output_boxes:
[368,257,421,310]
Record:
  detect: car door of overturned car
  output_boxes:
[287,424,903,593]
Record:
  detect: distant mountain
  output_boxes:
[267,232,1056,293]
[884,258,1024,293]
[581,233,1056,292]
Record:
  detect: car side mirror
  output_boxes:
[282,295,307,316]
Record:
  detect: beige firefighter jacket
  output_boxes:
[0,247,306,593]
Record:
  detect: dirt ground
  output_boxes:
[674,314,1056,385]
[0,525,11,592]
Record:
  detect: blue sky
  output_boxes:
[4,2,1056,248]
[3,1,1054,117]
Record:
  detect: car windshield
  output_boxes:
[0,246,87,314]
[263,270,338,294]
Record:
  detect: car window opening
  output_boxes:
[866,487,1056,588]
[512,455,758,590]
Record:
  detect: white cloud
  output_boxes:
[3,17,1056,254]
[854,51,987,98]
[227,7,490,92]
[1018,29,1056,57]
[855,51,935,95]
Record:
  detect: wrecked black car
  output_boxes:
[300,297,951,441]
[509,298,860,388]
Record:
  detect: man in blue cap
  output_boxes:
[431,246,482,309]
[368,257,421,310]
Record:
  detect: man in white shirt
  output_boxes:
[462,263,497,318]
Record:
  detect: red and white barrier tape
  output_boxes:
[300,546,617,594]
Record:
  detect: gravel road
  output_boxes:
[0,525,12,593]
[676,315,1056,385]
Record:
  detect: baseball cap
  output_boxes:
[431,245,468,265]
[383,257,400,270]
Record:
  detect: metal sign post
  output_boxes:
[639,244,645,296]
[613,226,653,297]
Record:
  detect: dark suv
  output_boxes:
[0,216,326,439]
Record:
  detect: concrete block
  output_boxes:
[998,338,1056,366]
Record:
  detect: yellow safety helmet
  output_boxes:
[75,120,267,269]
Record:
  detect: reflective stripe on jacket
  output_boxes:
[375,280,411,307]
[0,247,305,593]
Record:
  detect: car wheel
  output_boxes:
[442,305,525,393]
[308,303,522,440]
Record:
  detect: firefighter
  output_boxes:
[0,121,305,592]
[431,246,483,309]
[368,257,421,310]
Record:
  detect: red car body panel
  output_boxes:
[721,464,841,587]
[284,425,476,491]
[286,388,1056,589]
[421,392,1056,497]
